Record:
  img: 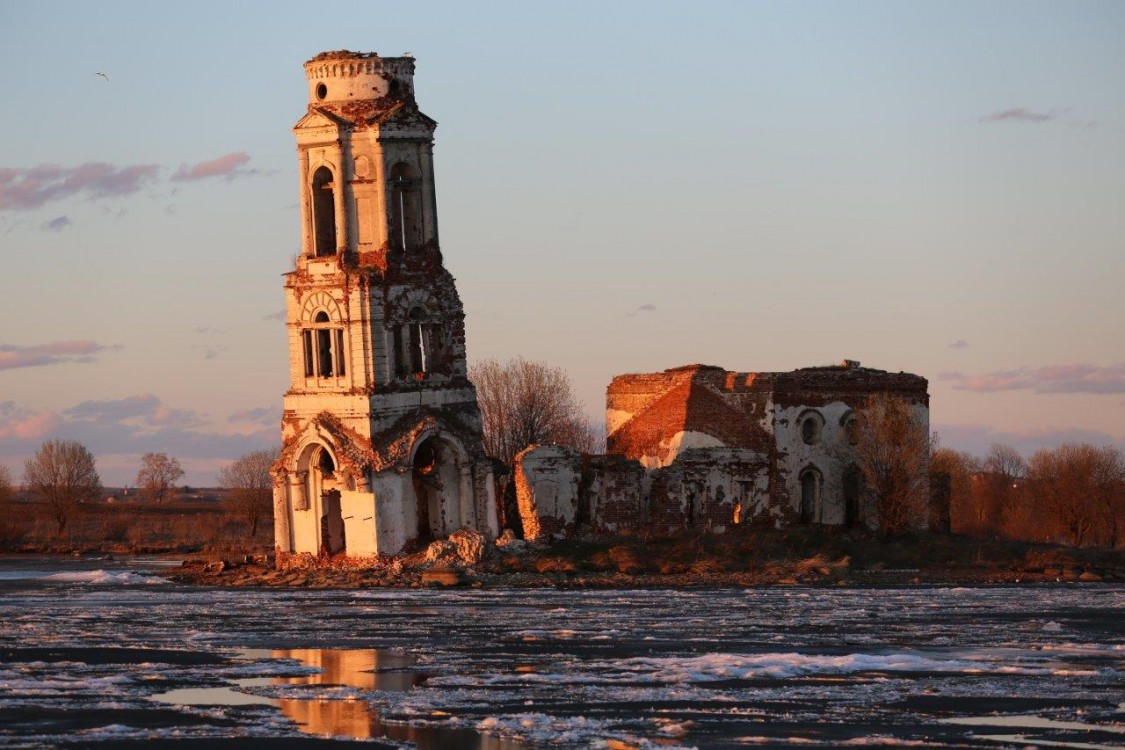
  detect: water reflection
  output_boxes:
[273,648,423,691]
[272,648,519,749]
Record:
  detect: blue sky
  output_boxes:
[1,1,1123,485]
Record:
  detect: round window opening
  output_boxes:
[316,83,328,100]
[800,413,823,445]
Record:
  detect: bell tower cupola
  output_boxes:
[294,50,439,268]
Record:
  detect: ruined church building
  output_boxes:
[272,51,931,561]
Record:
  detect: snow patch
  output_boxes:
[43,570,167,585]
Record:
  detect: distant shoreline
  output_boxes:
[5,527,1123,590]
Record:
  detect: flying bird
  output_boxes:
[95,71,109,82]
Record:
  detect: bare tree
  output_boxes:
[136,453,185,503]
[1028,444,1124,547]
[23,440,102,537]
[0,464,20,548]
[470,357,598,466]
[0,464,12,505]
[979,444,1027,535]
[218,448,279,537]
[851,394,931,536]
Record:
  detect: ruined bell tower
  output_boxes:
[272,50,498,560]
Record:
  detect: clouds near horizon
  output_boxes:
[979,107,1069,124]
[939,363,1125,395]
[0,340,120,371]
[0,163,159,210]
[0,394,275,484]
[171,152,259,182]
[0,152,260,214]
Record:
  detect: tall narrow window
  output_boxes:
[424,324,446,371]
[312,167,337,257]
[393,326,405,378]
[388,163,421,251]
[317,328,333,377]
[335,330,346,376]
[302,331,314,377]
[406,307,426,375]
[408,325,424,374]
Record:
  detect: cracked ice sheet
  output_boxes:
[3,564,1125,748]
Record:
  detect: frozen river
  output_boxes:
[1,555,1123,749]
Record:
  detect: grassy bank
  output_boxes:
[0,497,271,556]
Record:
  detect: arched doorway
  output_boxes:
[294,442,345,556]
[411,436,464,540]
[314,447,345,555]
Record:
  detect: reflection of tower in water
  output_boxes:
[271,648,519,748]
[272,648,418,739]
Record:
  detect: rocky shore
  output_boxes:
[164,528,1125,589]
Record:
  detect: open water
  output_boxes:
[0,555,1122,749]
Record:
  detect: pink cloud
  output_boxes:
[979,107,1069,124]
[0,402,60,441]
[171,152,256,182]
[0,340,120,371]
[0,395,273,486]
[0,162,159,210]
[941,363,1125,395]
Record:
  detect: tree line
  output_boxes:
[0,440,278,540]
[934,442,1125,549]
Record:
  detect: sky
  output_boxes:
[1,1,1122,486]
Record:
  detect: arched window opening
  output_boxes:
[312,166,337,257]
[799,410,824,445]
[395,307,445,379]
[841,411,858,445]
[388,162,422,251]
[799,467,821,524]
[301,310,345,381]
[317,447,336,477]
